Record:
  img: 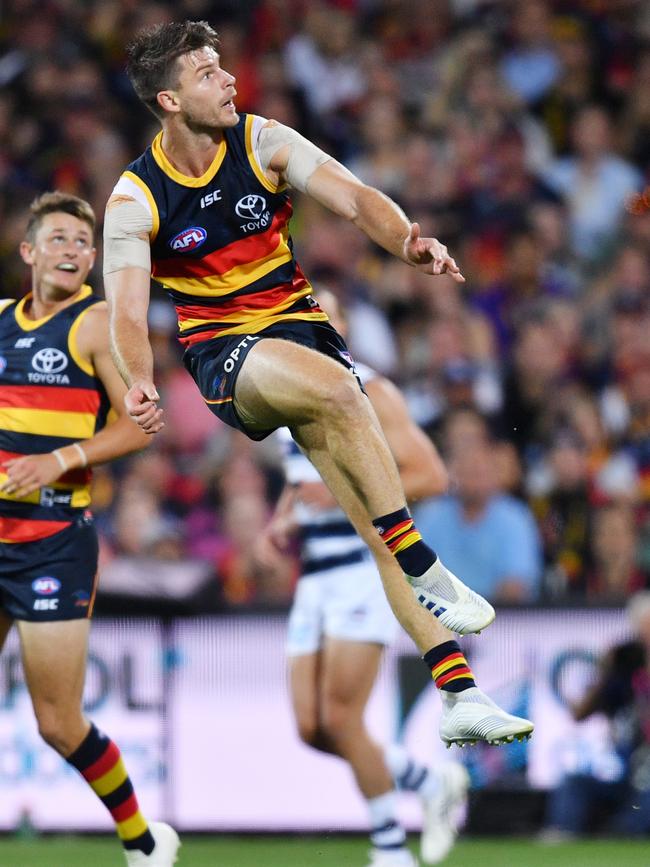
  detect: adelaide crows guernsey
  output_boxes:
[0,286,110,543]
[114,113,328,347]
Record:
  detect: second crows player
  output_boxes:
[0,192,179,866]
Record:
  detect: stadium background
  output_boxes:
[1,0,650,863]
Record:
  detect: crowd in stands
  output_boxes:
[1,0,649,609]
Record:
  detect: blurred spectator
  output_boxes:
[588,504,647,600]
[415,441,542,603]
[499,316,568,459]
[530,431,593,598]
[499,1,561,105]
[542,105,643,260]
[544,591,650,837]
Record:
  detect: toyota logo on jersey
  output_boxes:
[170,226,208,252]
[31,347,68,374]
[235,194,267,220]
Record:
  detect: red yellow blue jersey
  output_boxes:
[0,286,110,543]
[117,113,327,347]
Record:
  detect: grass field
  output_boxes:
[1,835,649,867]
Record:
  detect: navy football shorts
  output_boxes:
[183,318,363,440]
[0,513,99,622]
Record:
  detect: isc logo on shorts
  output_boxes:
[32,576,61,595]
[34,598,59,611]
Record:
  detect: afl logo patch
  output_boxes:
[32,576,61,595]
[235,194,267,220]
[170,226,207,252]
[0,356,6,374]
[31,347,68,374]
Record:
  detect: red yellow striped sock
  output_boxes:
[372,508,436,576]
[424,641,476,693]
[66,724,155,854]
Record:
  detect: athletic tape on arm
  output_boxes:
[257,122,331,193]
[103,198,152,275]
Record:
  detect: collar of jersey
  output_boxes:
[152,132,227,187]
[15,284,92,331]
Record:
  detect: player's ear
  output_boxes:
[19,241,35,266]
[157,89,180,114]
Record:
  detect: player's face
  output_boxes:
[172,46,238,130]
[20,212,96,297]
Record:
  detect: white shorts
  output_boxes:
[286,554,399,656]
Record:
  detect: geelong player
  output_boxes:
[104,20,533,746]
[0,192,179,866]
[262,292,469,867]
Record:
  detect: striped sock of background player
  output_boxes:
[384,743,441,800]
[372,507,436,576]
[424,641,476,693]
[367,790,410,858]
[66,723,155,855]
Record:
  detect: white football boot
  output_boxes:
[407,559,495,635]
[439,687,534,747]
[366,848,419,866]
[420,762,469,864]
[124,822,180,866]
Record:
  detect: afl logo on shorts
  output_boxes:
[32,577,62,595]
[170,226,207,252]
[235,194,267,220]
[31,348,68,374]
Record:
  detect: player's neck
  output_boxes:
[160,120,225,178]
[26,284,84,320]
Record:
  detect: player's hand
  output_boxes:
[403,223,465,282]
[0,453,66,498]
[124,380,164,434]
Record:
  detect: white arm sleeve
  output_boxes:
[103,194,153,276]
[256,121,332,193]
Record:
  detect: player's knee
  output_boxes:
[322,374,365,424]
[295,716,320,747]
[35,707,80,755]
[320,697,356,744]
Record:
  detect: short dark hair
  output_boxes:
[25,191,95,243]
[126,20,220,118]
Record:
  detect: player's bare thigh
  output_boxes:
[18,619,90,732]
[233,337,369,432]
[320,637,384,716]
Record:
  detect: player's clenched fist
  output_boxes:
[124,380,164,434]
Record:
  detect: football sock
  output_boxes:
[372,507,436,577]
[66,723,155,855]
[367,791,408,853]
[425,640,476,693]
[384,743,439,799]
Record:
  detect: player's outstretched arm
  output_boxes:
[365,376,448,502]
[0,304,150,498]
[259,121,464,281]
[103,194,163,434]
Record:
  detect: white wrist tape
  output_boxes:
[257,122,331,192]
[103,198,153,275]
[52,449,68,473]
[73,442,88,468]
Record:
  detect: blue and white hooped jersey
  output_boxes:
[279,362,376,577]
